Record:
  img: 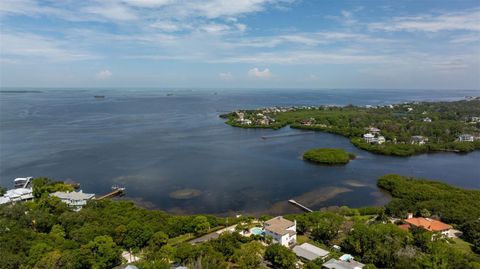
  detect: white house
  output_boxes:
[423,117,432,122]
[293,243,329,261]
[50,190,95,211]
[366,127,381,134]
[363,133,375,143]
[458,134,475,142]
[264,216,296,247]
[0,188,34,205]
[363,133,385,144]
[411,135,427,145]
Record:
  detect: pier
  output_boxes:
[96,186,125,200]
[288,199,313,212]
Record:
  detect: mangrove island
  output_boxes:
[303,148,355,165]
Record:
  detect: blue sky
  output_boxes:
[0,0,479,89]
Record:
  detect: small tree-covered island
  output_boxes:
[303,148,355,165]
[1,175,480,269]
[221,99,480,156]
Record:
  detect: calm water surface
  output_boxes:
[1,89,479,215]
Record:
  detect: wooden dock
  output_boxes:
[288,199,313,212]
[96,186,125,200]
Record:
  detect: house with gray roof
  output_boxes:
[323,255,365,269]
[50,190,95,211]
[293,242,329,261]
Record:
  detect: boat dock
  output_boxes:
[96,186,125,200]
[288,199,313,212]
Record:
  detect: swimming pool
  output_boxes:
[250,227,264,236]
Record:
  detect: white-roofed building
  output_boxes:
[363,133,375,143]
[50,190,95,211]
[0,188,34,205]
[264,216,297,247]
[293,242,329,261]
[458,134,475,142]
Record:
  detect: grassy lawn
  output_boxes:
[297,235,310,245]
[168,233,194,246]
[450,238,474,254]
[350,214,376,223]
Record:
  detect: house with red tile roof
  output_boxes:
[402,216,454,237]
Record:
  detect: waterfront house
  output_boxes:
[423,117,432,122]
[264,216,297,247]
[363,133,375,143]
[411,135,427,145]
[403,216,453,237]
[300,118,315,126]
[363,133,385,144]
[50,190,95,211]
[366,127,381,134]
[323,256,365,269]
[235,118,252,125]
[293,243,329,261]
[458,134,475,142]
[0,188,34,205]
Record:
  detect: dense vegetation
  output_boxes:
[303,148,355,165]
[378,174,480,253]
[1,176,479,268]
[222,100,480,156]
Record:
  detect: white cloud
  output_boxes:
[0,32,96,61]
[150,21,186,32]
[369,10,480,32]
[122,0,172,7]
[200,23,231,34]
[82,3,138,21]
[96,69,112,79]
[219,72,233,80]
[450,34,480,44]
[248,67,272,78]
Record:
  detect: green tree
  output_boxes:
[265,244,297,269]
[124,220,153,250]
[49,224,66,241]
[149,231,169,249]
[341,223,411,268]
[231,241,265,269]
[80,235,122,269]
[34,250,63,269]
[191,216,211,235]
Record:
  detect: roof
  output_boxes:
[404,217,452,232]
[363,133,374,138]
[292,243,329,261]
[50,190,95,201]
[264,216,295,236]
[398,224,410,231]
[14,177,32,182]
[323,258,365,269]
